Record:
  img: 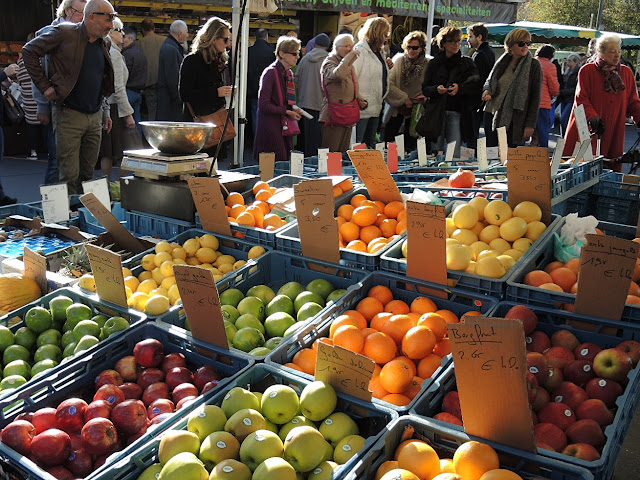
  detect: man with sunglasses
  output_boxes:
[22,0,115,194]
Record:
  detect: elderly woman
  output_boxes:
[482,28,542,148]
[562,34,640,171]
[253,36,303,162]
[559,53,581,134]
[383,30,429,152]
[353,17,391,148]
[320,33,361,153]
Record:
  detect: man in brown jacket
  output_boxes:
[22,0,115,194]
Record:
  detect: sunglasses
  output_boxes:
[93,11,118,20]
[517,41,532,47]
[407,45,422,51]
[112,28,123,33]
[286,51,301,56]
[221,37,231,43]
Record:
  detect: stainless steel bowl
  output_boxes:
[139,121,216,154]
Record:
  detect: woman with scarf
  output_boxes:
[562,34,640,172]
[383,31,429,153]
[482,28,542,148]
[422,26,480,157]
[253,36,303,162]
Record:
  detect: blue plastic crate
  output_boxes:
[86,363,396,480]
[568,158,603,188]
[587,171,639,224]
[411,301,640,480]
[552,191,591,217]
[266,271,497,413]
[78,201,127,235]
[0,228,85,262]
[195,210,289,248]
[0,321,254,480]
[240,174,307,203]
[126,209,195,239]
[596,221,637,239]
[344,415,594,480]
[0,203,48,221]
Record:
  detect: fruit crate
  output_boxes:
[240,174,307,202]
[588,172,640,225]
[568,158,603,188]
[78,202,128,236]
[379,214,562,299]
[125,210,195,239]
[266,271,497,413]
[343,415,595,480]
[85,363,397,480]
[411,301,640,480]
[0,204,51,222]
[394,182,509,201]
[552,191,591,217]
[505,228,640,323]
[0,321,254,480]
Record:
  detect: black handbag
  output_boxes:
[2,88,24,126]
[415,96,446,139]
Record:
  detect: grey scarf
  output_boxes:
[487,51,533,131]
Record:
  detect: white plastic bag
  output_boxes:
[553,213,599,263]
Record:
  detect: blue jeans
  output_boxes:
[127,89,143,138]
[432,111,462,157]
[356,117,379,148]
[536,108,553,148]
[43,122,59,185]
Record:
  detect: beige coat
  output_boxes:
[385,53,429,119]
[319,49,359,123]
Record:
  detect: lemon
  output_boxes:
[150,287,169,297]
[484,200,512,226]
[155,241,173,254]
[465,261,476,274]
[183,238,201,257]
[171,247,187,260]
[445,238,460,246]
[215,255,236,266]
[469,241,490,260]
[218,263,234,275]
[497,254,516,272]
[233,260,247,270]
[199,263,213,269]
[476,249,500,261]
[198,234,220,250]
[186,257,200,265]
[475,256,507,278]
[78,274,97,292]
[195,247,217,264]
[161,276,176,290]
[154,251,172,267]
[526,221,547,241]
[145,295,170,316]
[213,274,224,282]
[137,278,158,294]
[451,228,478,246]
[141,254,156,271]
[471,221,485,236]
[124,275,140,292]
[513,238,533,253]
[138,270,153,282]
[513,201,542,223]
[248,245,266,259]
[168,284,181,304]
[122,267,132,277]
[128,292,149,311]
[446,243,472,271]
[151,267,164,286]
[159,260,175,278]
[468,196,489,221]
[125,286,133,298]
[445,218,457,237]
[503,248,524,261]
[479,225,501,244]
[452,204,479,230]
[173,258,187,265]
[489,237,511,254]
[499,217,528,242]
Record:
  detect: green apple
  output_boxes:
[31,359,58,377]
[48,295,73,323]
[63,342,77,358]
[0,325,14,351]
[300,381,337,421]
[320,440,334,462]
[248,347,271,357]
[158,430,200,464]
[305,279,335,301]
[308,461,338,480]
[34,344,62,364]
[234,314,265,335]
[91,314,108,329]
[319,412,359,448]
[246,285,275,306]
[221,387,260,418]
[72,320,100,341]
[278,415,317,441]
[265,294,294,317]
[102,316,130,337]
[24,306,52,333]
[294,291,325,313]
[236,297,265,322]
[137,463,163,480]
[208,459,252,480]
[252,457,296,480]
[64,303,93,330]
[219,288,244,308]
[277,282,305,302]
[187,405,227,442]
[3,360,30,380]
[326,289,347,304]
[264,337,283,350]
[260,384,299,425]
[3,344,30,365]
[264,418,278,434]
[283,425,327,473]
[0,375,26,391]
[283,323,306,338]
[295,302,323,323]
[61,330,76,348]
[73,335,99,355]
[13,327,36,351]
[239,429,284,471]
[158,452,208,480]
[333,434,365,465]
[221,305,240,325]
[198,431,240,471]
[264,312,295,338]
[224,408,267,442]
[36,329,62,348]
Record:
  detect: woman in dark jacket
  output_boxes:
[560,53,580,134]
[0,64,18,205]
[422,27,480,157]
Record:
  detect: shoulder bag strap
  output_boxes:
[273,67,285,107]
[185,102,198,121]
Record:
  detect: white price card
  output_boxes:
[417,138,427,166]
[460,146,475,160]
[375,142,385,156]
[445,141,456,163]
[551,138,565,176]
[82,178,111,212]
[497,127,508,164]
[477,137,488,170]
[574,139,592,165]
[317,148,329,174]
[40,183,69,224]
[574,104,590,143]
[291,151,304,176]
[486,146,500,159]
[394,134,405,160]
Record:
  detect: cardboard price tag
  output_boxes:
[394,135,405,160]
[85,244,127,308]
[315,342,374,401]
[449,317,536,452]
[348,150,402,204]
[187,177,232,236]
[82,178,111,212]
[173,265,228,350]
[574,234,639,321]
[637,211,640,238]
[40,183,70,224]
[327,152,343,176]
[259,152,275,181]
[406,201,447,296]
[387,143,398,174]
[445,141,456,163]
[294,179,340,265]
[507,147,552,225]
[574,104,590,143]
[23,246,47,296]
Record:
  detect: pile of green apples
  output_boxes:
[0,295,130,394]
[186,279,348,356]
[136,381,367,480]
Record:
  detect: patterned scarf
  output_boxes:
[401,52,427,88]
[286,69,296,106]
[594,56,625,94]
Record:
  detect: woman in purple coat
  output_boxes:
[253,36,303,161]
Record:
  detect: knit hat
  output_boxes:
[315,33,331,48]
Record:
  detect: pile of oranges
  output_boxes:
[337,193,406,253]
[377,438,522,480]
[284,284,483,407]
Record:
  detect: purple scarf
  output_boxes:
[594,56,626,94]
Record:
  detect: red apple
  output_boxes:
[527,371,538,403]
[616,340,640,366]
[113,356,141,382]
[505,305,538,334]
[563,360,596,387]
[0,420,36,456]
[538,402,576,431]
[527,352,550,385]
[65,449,93,477]
[31,428,71,467]
[32,407,58,434]
[551,330,580,351]
[565,419,606,449]
[125,423,149,446]
[161,352,187,373]
[574,343,602,362]
[562,443,601,461]
[137,368,165,390]
[119,382,144,400]
[81,417,119,456]
[534,422,567,452]
[15,412,35,423]
[531,411,538,425]
[576,398,615,427]
[434,412,463,426]
[165,367,194,392]
[45,466,75,480]
[93,454,109,470]
[172,383,199,404]
[176,396,198,410]
[442,391,462,420]
[94,383,126,407]
[536,442,556,451]
[110,399,148,437]
[94,369,123,389]
[585,377,624,408]
[551,382,588,410]
[84,400,113,422]
[201,380,220,395]
[526,331,551,353]
[147,399,175,419]
[532,386,551,412]
[593,348,633,383]
[133,339,164,368]
[543,366,564,392]
[142,382,170,406]
[193,365,222,392]
[149,412,174,426]
[68,431,83,452]
[56,398,89,434]
[545,346,575,370]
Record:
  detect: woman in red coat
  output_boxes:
[563,34,640,171]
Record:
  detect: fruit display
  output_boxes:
[0,323,252,479]
[0,273,42,314]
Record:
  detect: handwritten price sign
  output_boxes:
[85,244,127,308]
[507,147,552,225]
[348,150,402,204]
[315,342,374,401]
[406,202,447,293]
[187,177,232,236]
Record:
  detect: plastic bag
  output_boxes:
[553,213,599,263]
[409,103,425,138]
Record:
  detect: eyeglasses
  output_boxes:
[69,6,83,16]
[286,51,301,57]
[92,11,118,21]
[447,39,462,44]
[517,41,532,47]
[112,28,123,33]
[407,45,422,51]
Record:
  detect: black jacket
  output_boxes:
[472,41,495,87]
[560,66,579,105]
[123,43,148,92]
[247,39,275,99]
[179,50,226,118]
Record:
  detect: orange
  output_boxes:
[393,356,418,377]
[373,364,382,377]
[333,185,343,197]
[385,300,411,315]
[344,309,368,326]
[360,225,383,245]
[436,309,459,324]
[397,209,407,222]
[564,258,580,275]
[337,204,355,221]
[382,393,412,406]
[225,205,232,216]
[252,181,270,195]
[384,201,405,219]
[402,326,437,359]
[379,358,414,393]
[284,362,303,372]
[236,211,256,227]
[433,338,451,357]
[369,375,390,399]
[453,441,500,480]
[255,189,273,202]
[373,200,386,214]
[368,285,394,306]
[368,240,390,254]
[382,314,415,344]
[396,220,408,235]
[440,458,456,473]
[330,315,365,338]
[380,219,399,238]
[357,296,385,322]
[394,440,416,460]
[523,270,553,287]
[253,200,271,216]
[539,282,564,292]
[410,296,438,315]
[292,348,317,375]
[363,331,397,364]
[361,327,378,338]
[245,205,264,228]
[626,295,640,305]
[263,213,283,229]
[403,376,424,399]
[333,325,365,353]
[340,221,360,243]
[370,312,393,331]
[226,192,245,207]
[478,470,523,480]
[352,205,378,227]
[350,193,368,207]
[375,461,399,480]
[396,440,441,480]
[462,311,483,318]
[337,217,347,229]
[229,204,246,219]
[379,469,419,480]
[418,354,443,378]
[549,267,577,293]
[346,240,368,252]
[432,474,463,480]
[418,313,448,342]
[311,337,333,351]
[375,213,389,227]
[544,261,564,273]
[339,178,354,193]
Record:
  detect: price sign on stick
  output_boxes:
[315,342,374,401]
[387,143,399,173]
[445,141,456,163]
[85,244,128,308]
[23,246,47,296]
[417,138,427,166]
[574,104,590,143]
[497,127,508,164]
[174,265,228,350]
[82,178,111,212]
[291,151,304,177]
[317,148,329,175]
[477,137,488,170]
[187,177,232,236]
[507,147,552,225]
[40,183,69,224]
[327,152,343,176]
[259,152,275,181]
[460,146,475,160]
[574,234,639,321]
[449,316,536,452]
[348,149,403,204]
[394,134,405,161]
[551,139,565,176]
